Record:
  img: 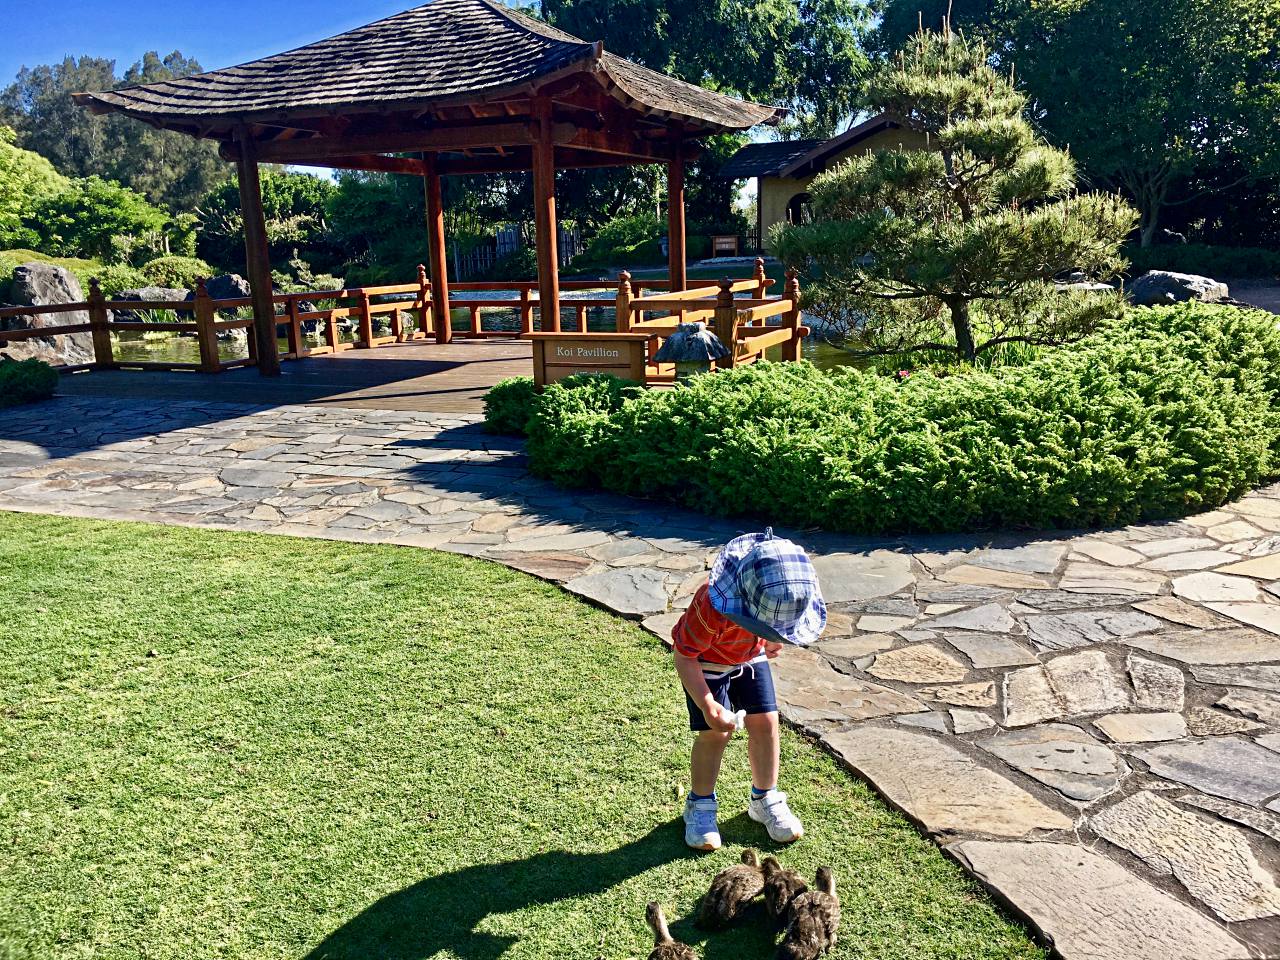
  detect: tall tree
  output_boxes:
[870,0,1280,246]
[772,29,1135,362]
[0,126,69,249]
[541,0,871,138]
[1,52,223,212]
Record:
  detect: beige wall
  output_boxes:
[759,127,930,238]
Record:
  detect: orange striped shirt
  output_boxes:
[672,584,766,665]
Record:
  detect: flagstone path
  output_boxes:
[3,395,1280,959]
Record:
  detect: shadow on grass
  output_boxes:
[303,820,697,960]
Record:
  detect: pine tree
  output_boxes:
[772,29,1138,363]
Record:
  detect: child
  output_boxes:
[671,529,826,851]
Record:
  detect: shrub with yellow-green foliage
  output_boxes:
[513,304,1280,534]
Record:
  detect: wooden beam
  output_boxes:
[423,154,453,344]
[667,133,687,293]
[227,121,576,164]
[234,130,281,377]
[436,147,668,175]
[531,99,561,333]
[289,154,428,176]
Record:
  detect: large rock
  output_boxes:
[950,841,1250,960]
[1128,270,1229,306]
[1090,790,1280,922]
[1134,736,1280,805]
[192,273,252,301]
[978,723,1128,802]
[823,725,1073,838]
[773,647,924,724]
[112,287,190,322]
[1,262,93,365]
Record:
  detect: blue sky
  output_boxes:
[0,0,536,86]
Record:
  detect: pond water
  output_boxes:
[110,291,857,371]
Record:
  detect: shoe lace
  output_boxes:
[761,791,795,824]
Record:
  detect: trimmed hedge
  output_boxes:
[0,356,57,407]
[140,255,214,291]
[483,376,538,435]
[509,303,1280,534]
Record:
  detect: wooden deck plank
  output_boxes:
[55,339,532,413]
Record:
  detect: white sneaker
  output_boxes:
[684,796,722,851]
[748,789,804,843]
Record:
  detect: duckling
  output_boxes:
[776,866,840,960]
[762,856,808,928]
[645,901,696,960]
[697,848,765,928]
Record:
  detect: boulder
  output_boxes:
[112,287,191,322]
[0,263,94,366]
[1128,270,1229,306]
[201,274,252,301]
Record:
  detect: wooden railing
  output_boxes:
[0,258,804,378]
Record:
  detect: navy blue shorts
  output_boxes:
[686,660,778,731]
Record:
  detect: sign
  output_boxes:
[529,333,652,387]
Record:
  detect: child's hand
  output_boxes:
[703,703,740,733]
[763,641,784,660]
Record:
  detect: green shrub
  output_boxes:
[523,303,1280,533]
[93,264,149,297]
[140,255,213,291]
[570,214,666,270]
[482,376,538,435]
[0,356,57,407]
[476,247,538,283]
[524,374,638,485]
[1125,243,1280,279]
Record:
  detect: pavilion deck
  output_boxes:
[54,338,531,414]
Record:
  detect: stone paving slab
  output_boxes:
[3,395,1280,959]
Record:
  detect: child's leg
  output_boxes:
[744,710,780,792]
[690,729,733,796]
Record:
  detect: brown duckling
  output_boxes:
[646,901,696,960]
[762,856,808,928]
[697,848,765,928]
[776,866,840,960]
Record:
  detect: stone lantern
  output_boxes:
[654,321,730,381]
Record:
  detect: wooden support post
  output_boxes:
[423,155,452,343]
[391,305,404,342]
[519,287,533,335]
[356,290,374,347]
[193,278,220,373]
[417,264,432,338]
[234,130,281,377]
[574,304,587,332]
[531,98,561,332]
[714,278,736,368]
[469,305,481,335]
[86,278,114,370]
[783,267,802,362]
[324,306,340,352]
[755,176,764,253]
[615,271,633,332]
[753,257,768,299]
[285,296,303,357]
[667,133,687,293]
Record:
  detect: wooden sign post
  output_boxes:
[527,332,653,387]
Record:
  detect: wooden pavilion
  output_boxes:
[74,0,780,376]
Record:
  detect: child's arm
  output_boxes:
[674,652,739,732]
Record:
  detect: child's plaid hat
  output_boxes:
[708,528,826,647]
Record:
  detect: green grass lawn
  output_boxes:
[0,512,1044,960]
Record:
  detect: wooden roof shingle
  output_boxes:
[74,0,779,136]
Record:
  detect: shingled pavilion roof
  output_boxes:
[74,0,780,140]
